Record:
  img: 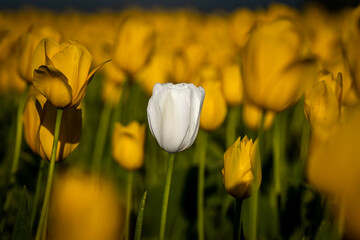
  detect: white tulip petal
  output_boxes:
[147,83,205,153]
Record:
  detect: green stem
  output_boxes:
[273,115,282,196]
[35,108,63,240]
[233,199,243,240]
[159,153,175,240]
[338,197,346,238]
[250,111,265,240]
[91,101,113,173]
[125,171,134,240]
[197,131,208,240]
[9,85,29,186]
[134,191,148,240]
[226,106,239,148]
[30,159,46,231]
[3,85,30,214]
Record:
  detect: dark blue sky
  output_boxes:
[0,0,358,12]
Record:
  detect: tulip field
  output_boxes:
[1,3,360,240]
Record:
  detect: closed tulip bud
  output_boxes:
[199,77,227,131]
[113,16,155,75]
[242,19,316,112]
[23,89,82,161]
[243,102,275,130]
[112,121,146,171]
[221,64,243,106]
[17,24,62,82]
[228,8,256,49]
[147,83,205,153]
[136,52,172,95]
[31,38,108,108]
[304,71,342,134]
[49,170,124,240]
[343,6,360,95]
[222,136,261,199]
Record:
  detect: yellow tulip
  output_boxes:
[221,64,243,106]
[243,102,275,130]
[304,71,342,136]
[307,104,360,196]
[222,136,261,199]
[17,24,62,82]
[242,19,316,112]
[198,68,227,131]
[0,57,26,94]
[49,170,124,240]
[228,8,256,49]
[31,38,108,108]
[343,5,360,95]
[136,51,172,95]
[113,16,155,75]
[112,121,146,171]
[102,62,127,105]
[23,89,82,161]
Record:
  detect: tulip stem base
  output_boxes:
[197,131,208,240]
[35,108,63,240]
[125,171,134,240]
[233,198,243,240]
[159,153,175,240]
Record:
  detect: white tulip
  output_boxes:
[147,83,205,153]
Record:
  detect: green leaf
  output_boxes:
[11,186,30,240]
[135,191,148,240]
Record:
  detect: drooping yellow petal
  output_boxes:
[37,100,82,161]
[33,65,72,108]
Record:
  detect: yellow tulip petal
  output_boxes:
[72,59,110,107]
[33,65,72,108]
[32,38,60,75]
[50,42,91,97]
[37,100,82,161]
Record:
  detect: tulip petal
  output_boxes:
[148,86,190,152]
[32,38,60,75]
[50,42,92,100]
[37,100,82,161]
[33,65,72,108]
[71,59,111,107]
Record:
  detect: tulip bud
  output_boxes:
[242,19,316,112]
[17,24,62,82]
[222,136,261,199]
[23,89,82,161]
[243,102,275,130]
[112,121,146,171]
[199,73,227,131]
[31,38,108,108]
[102,62,127,105]
[113,16,155,75]
[147,83,205,153]
[221,64,243,106]
[304,71,342,135]
[136,52,172,95]
[49,170,124,240]
[228,8,256,49]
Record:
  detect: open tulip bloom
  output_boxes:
[147,82,205,153]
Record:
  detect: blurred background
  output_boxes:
[1,0,359,12]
